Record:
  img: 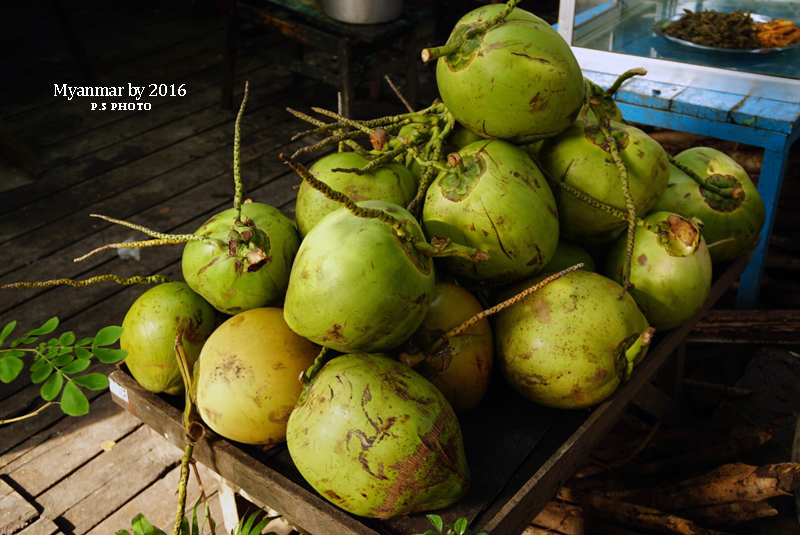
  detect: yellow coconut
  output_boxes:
[195,307,317,445]
[422,283,493,412]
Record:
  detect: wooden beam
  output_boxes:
[688,309,800,344]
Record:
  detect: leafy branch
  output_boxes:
[115,497,279,535]
[0,317,127,419]
[416,515,488,535]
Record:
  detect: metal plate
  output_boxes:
[652,13,800,54]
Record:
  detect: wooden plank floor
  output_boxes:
[0,2,359,533]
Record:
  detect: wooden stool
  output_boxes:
[222,0,433,117]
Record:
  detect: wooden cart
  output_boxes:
[109,254,750,535]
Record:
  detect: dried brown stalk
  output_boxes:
[680,500,778,526]
[557,488,731,535]
[607,462,800,510]
[632,430,772,476]
[531,499,585,535]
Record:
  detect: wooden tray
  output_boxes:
[109,253,750,535]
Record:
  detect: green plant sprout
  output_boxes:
[115,497,279,535]
[0,317,127,420]
[415,515,489,535]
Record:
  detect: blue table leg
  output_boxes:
[735,139,793,309]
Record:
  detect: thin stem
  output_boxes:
[384,75,415,113]
[668,156,743,198]
[533,157,656,233]
[581,78,593,127]
[332,145,407,175]
[337,92,345,153]
[428,264,583,355]
[233,81,249,220]
[172,334,204,535]
[0,402,56,425]
[73,239,192,263]
[2,274,171,290]
[89,214,220,246]
[173,442,194,535]
[311,107,374,135]
[191,463,216,535]
[603,68,647,98]
[302,347,328,383]
[280,154,408,237]
[421,0,521,62]
[596,113,637,297]
[291,129,369,159]
[407,164,436,216]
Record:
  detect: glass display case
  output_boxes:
[557,0,800,100]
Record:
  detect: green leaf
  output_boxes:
[11,336,37,347]
[61,359,91,375]
[93,347,128,363]
[0,356,24,383]
[59,331,75,345]
[453,518,467,535]
[2,349,24,359]
[30,357,48,372]
[75,337,93,347]
[129,513,167,535]
[52,354,74,367]
[427,515,444,534]
[28,317,58,336]
[57,346,73,356]
[72,373,108,390]
[31,362,54,383]
[93,326,124,347]
[47,338,58,346]
[0,321,16,346]
[75,347,92,360]
[61,381,89,416]
[41,372,64,401]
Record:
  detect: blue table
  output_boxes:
[583,70,800,308]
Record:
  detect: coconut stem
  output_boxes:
[332,145,407,175]
[428,264,583,355]
[668,156,743,198]
[603,68,647,98]
[1,274,171,290]
[88,214,221,246]
[595,113,637,298]
[280,154,408,237]
[172,334,205,535]
[533,157,657,234]
[291,129,370,159]
[302,347,328,384]
[414,237,488,262]
[384,75,415,113]
[233,82,249,222]
[421,0,521,62]
[407,118,453,216]
[73,238,193,263]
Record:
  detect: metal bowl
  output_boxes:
[652,13,800,54]
[322,0,404,25]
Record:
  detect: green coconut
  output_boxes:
[182,202,300,314]
[121,282,217,395]
[539,120,670,238]
[495,271,652,409]
[295,152,417,238]
[650,147,765,263]
[286,353,470,518]
[422,139,559,282]
[434,3,584,143]
[605,212,712,330]
[284,201,434,353]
